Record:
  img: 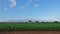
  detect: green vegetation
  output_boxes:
[0,22,60,31]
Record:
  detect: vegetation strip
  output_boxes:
[0,23,60,31]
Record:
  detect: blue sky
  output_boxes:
[0,0,60,21]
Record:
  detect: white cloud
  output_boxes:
[20,4,29,9]
[21,6,25,9]
[34,4,40,8]
[4,8,7,11]
[0,18,6,22]
[9,0,16,7]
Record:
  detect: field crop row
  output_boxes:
[0,23,60,31]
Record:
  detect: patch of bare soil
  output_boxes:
[0,31,60,34]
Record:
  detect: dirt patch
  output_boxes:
[0,31,60,34]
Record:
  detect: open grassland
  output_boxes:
[0,23,60,31]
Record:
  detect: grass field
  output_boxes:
[0,23,60,31]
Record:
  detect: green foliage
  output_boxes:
[28,20,32,23]
[0,23,60,31]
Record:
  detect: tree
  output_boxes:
[28,20,32,23]
[54,21,58,23]
[25,22,28,23]
[35,21,39,23]
[41,21,44,23]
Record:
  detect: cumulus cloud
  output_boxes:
[9,0,16,7]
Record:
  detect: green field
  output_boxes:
[0,23,60,31]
